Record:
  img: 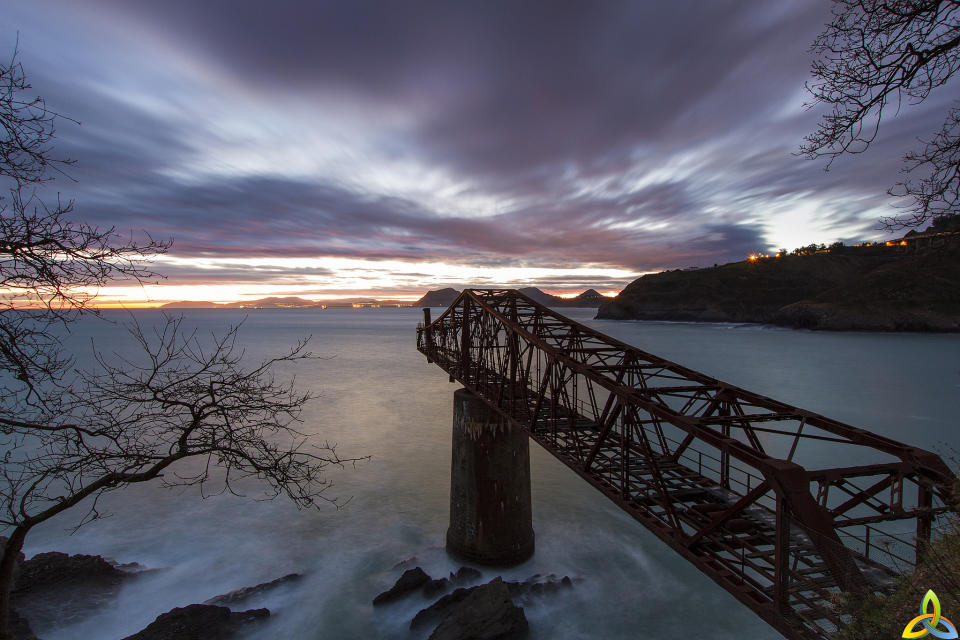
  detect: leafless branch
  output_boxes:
[803,0,960,228]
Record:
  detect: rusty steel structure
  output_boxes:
[416,289,957,640]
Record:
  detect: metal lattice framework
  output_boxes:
[416,289,957,640]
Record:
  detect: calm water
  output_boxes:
[20,308,960,639]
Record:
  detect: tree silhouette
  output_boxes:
[803,0,960,228]
[0,44,363,639]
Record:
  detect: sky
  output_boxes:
[2,1,953,305]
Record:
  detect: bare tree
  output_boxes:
[802,0,960,228]
[0,317,359,638]
[2,41,168,400]
[0,44,363,639]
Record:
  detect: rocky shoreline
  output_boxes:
[3,542,574,640]
[3,542,294,640]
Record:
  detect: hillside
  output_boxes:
[596,249,960,331]
[415,288,461,307]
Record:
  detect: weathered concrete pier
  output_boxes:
[446,388,534,565]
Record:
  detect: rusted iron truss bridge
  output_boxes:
[416,289,957,640]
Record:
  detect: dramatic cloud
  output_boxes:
[2,1,949,302]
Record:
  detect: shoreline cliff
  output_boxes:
[596,248,960,332]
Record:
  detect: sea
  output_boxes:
[18,307,960,639]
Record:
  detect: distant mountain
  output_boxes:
[416,288,461,307]
[570,289,606,307]
[159,301,222,309]
[520,287,607,307]
[517,287,563,305]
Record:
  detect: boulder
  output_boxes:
[204,573,303,606]
[449,566,482,585]
[411,585,477,630]
[373,567,431,605]
[428,577,528,640]
[8,608,39,640]
[11,551,137,630]
[121,604,269,640]
[422,577,451,597]
[412,573,573,631]
[505,574,574,604]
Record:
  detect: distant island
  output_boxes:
[597,223,960,332]
[416,287,608,308]
[160,296,409,309]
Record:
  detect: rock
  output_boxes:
[204,573,303,606]
[15,551,129,591]
[120,604,269,640]
[8,608,40,640]
[410,585,476,630]
[505,573,574,603]
[11,551,137,631]
[422,577,451,597]
[449,566,482,585]
[428,577,528,640]
[412,572,573,631]
[373,567,431,605]
[105,558,150,573]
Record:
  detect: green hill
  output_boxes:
[597,249,960,331]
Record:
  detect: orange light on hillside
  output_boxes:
[748,254,757,262]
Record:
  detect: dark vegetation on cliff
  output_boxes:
[597,246,960,331]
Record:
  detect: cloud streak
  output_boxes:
[2,0,948,301]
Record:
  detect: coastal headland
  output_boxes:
[597,241,960,332]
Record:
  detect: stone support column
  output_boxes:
[446,388,534,565]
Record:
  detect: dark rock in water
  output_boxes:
[15,551,129,591]
[12,551,137,631]
[410,585,476,630]
[104,558,150,573]
[204,573,303,606]
[428,577,528,640]
[422,577,450,597]
[505,573,574,603]
[8,608,39,640]
[373,567,431,605]
[449,566,482,585]
[412,572,573,632]
[121,604,269,640]
[416,566,482,602]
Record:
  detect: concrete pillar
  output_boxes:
[446,388,534,565]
